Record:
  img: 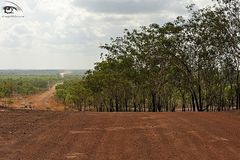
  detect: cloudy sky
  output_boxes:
[0,0,213,69]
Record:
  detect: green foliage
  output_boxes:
[0,75,59,98]
[55,79,89,111]
[56,0,240,112]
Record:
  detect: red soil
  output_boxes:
[0,84,65,111]
[0,109,239,160]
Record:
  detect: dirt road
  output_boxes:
[0,109,239,160]
[10,84,65,111]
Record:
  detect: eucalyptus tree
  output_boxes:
[167,4,234,111]
[214,0,240,110]
[54,0,240,112]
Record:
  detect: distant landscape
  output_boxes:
[0,0,240,160]
[0,69,87,76]
[0,69,87,111]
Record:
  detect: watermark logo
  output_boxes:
[2,1,24,18]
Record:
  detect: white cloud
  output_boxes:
[0,0,216,69]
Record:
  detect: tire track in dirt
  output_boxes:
[0,110,67,160]
[10,84,65,111]
[0,111,240,160]
[8,113,109,160]
[176,113,240,160]
[10,113,84,160]
[168,113,240,160]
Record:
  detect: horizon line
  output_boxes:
[0,69,91,70]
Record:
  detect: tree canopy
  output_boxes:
[56,0,240,112]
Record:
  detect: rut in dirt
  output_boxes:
[0,109,239,160]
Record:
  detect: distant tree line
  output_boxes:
[56,0,240,112]
[0,76,58,98]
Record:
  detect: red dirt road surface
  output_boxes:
[0,109,240,160]
[3,84,65,111]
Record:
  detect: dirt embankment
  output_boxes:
[0,109,239,160]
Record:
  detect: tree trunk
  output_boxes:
[191,92,196,112]
[182,93,186,112]
[157,96,161,112]
[124,98,128,112]
[152,91,157,112]
[198,83,203,111]
[110,98,114,112]
[134,102,137,112]
[236,88,239,110]
[115,96,119,112]
[143,98,146,112]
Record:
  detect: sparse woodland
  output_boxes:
[0,76,58,98]
[56,0,240,112]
